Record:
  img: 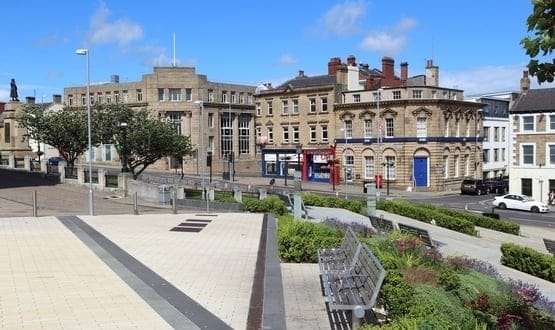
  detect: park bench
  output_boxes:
[369,215,395,233]
[317,227,386,327]
[543,238,555,256]
[398,223,434,248]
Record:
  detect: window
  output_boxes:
[239,115,250,154]
[550,115,555,130]
[310,126,317,143]
[344,154,354,166]
[309,98,316,112]
[167,112,182,135]
[431,90,437,99]
[392,91,401,100]
[222,91,228,103]
[247,93,253,104]
[521,144,534,165]
[344,120,353,138]
[255,103,261,116]
[231,92,236,104]
[68,95,74,106]
[412,90,422,99]
[494,127,499,142]
[97,92,103,104]
[185,88,192,101]
[158,88,164,101]
[522,116,534,131]
[208,113,214,128]
[239,92,245,104]
[103,144,112,162]
[267,101,273,115]
[464,155,469,177]
[444,118,450,137]
[385,156,396,179]
[221,115,231,156]
[282,100,289,114]
[114,91,120,103]
[443,155,449,178]
[502,148,506,161]
[385,118,394,137]
[353,94,361,103]
[282,127,289,143]
[168,88,180,102]
[364,120,372,138]
[502,127,506,141]
[292,99,299,114]
[321,97,328,112]
[483,149,489,163]
[455,119,460,137]
[453,155,460,178]
[549,145,555,165]
[364,156,374,179]
[268,127,274,143]
[105,92,111,103]
[321,125,328,142]
[81,94,86,106]
[208,90,214,102]
[416,117,427,137]
[483,126,489,141]
[293,126,299,143]
[122,90,128,103]
[494,148,499,162]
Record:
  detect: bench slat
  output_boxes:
[398,223,434,248]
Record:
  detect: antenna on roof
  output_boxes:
[172,33,176,67]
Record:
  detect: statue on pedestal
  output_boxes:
[10,78,19,101]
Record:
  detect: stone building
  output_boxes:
[508,70,555,202]
[64,67,257,177]
[255,55,484,192]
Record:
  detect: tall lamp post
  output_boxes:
[295,144,302,191]
[76,48,94,216]
[194,100,209,212]
[384,160,394,196]
[376,88,383,199]
[118,122,130,172]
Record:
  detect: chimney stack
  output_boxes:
[400,62,408,81]
[520,70,530,92]
[328,57,342,75]
[381,57,395,80]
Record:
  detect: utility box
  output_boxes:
[158,185,170,204]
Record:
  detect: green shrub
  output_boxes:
[242,195,287,216]
[437,268,461,291]
[379,270,415,319]
[302,193,365,214]
[277,215,342,263]
[500,243,555,282]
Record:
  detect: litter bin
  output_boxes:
[363,179,374,194]
[158,185,170,204]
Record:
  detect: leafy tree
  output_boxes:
[521,0,555,83]
[18,105,89,167]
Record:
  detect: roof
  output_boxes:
[277,74,336,89]
[511,88,555,113]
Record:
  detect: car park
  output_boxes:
[460,179,489,195]
[492,194,549,213]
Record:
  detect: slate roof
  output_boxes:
[511,88,555,113]
[277,75,336,89]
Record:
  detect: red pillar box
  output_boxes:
[374,175,383,188]
[331,164,341,185]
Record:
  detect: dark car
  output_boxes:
[460,179,489,195]
[47,157,66,166]
[484,179,508,194]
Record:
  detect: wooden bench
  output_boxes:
[398,223,434,248]
[544,238,555,256]
[369,215,395,233]
[317,227,386,327]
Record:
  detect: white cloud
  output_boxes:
[0,89,8,102]
[276,54,299,66]
[359,17,417,56]
[321,0,366,36]
[86,3,143,46]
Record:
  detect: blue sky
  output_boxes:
[0,0,552,103]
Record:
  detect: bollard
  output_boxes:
[32,190,38,217]
[171,190,177,214]
[133,192,139,215]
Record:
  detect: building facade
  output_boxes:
[255,55,484,192]
[64,67,257,176]
[508,71,555,202]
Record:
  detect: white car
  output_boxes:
[492,194,549,213]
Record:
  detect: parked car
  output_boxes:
[460,179,489,195]
[47,157,66,166]
[492,194,549,213]
[484,179,508,194]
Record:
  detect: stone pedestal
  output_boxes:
[0,101,33,159]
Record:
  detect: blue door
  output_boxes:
[413,157,428,187]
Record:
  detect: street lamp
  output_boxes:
[376,88,383,199]
[383,160,395,196]
[341,127,350,199]
[295,144,302,191]
[194,100,209,212]
[76,48,94,216]
[474,108,483,179]
[118,122,129,172]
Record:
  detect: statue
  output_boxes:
[10,78,19,101]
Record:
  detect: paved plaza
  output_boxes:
[1,170,554,329]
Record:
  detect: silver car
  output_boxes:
[492,194,549,213]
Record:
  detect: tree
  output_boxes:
[521,0,555,83]
[18,105,89,167]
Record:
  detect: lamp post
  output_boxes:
[341,127,350,199]
[376,88,383,200]
[284,156,289,186]
[295,144,302,191]
[384,161,394,196]
[194,100,209,212]
[76,48,94,216]
[474,108,483,179]
[118,122,130,172]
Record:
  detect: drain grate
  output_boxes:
[170,219,212,233]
